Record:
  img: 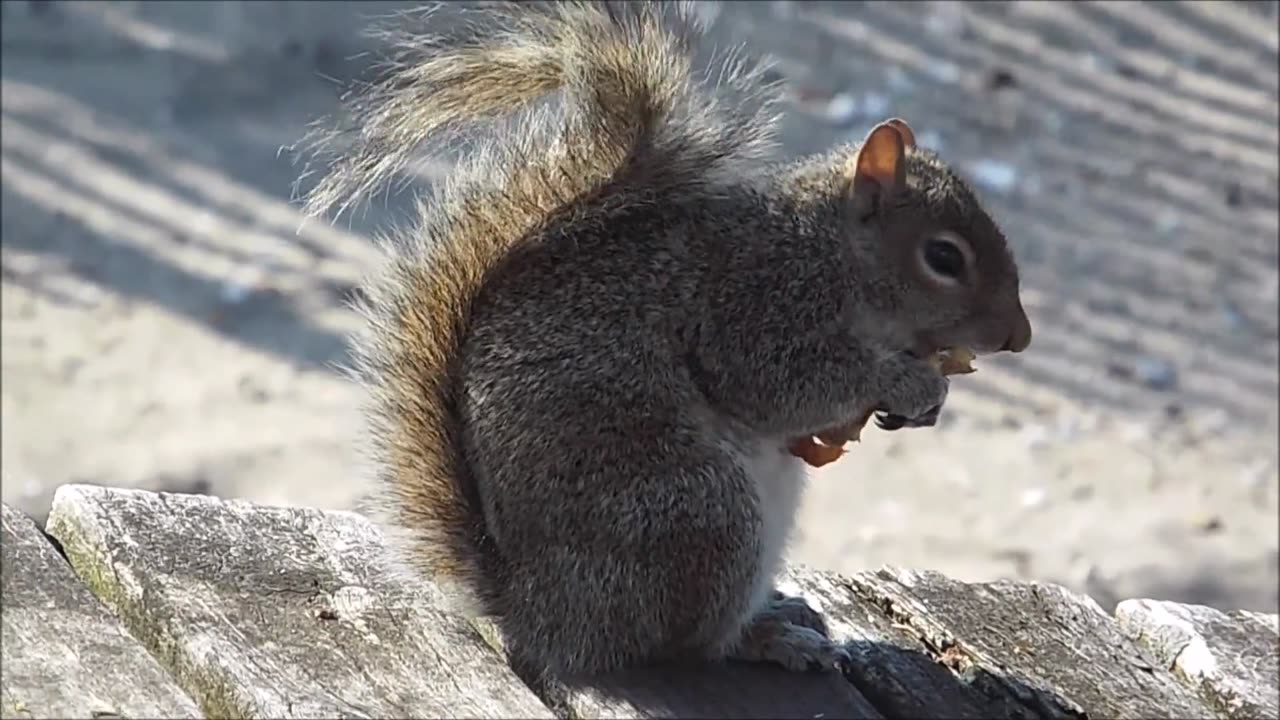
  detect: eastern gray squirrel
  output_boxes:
[300,0,1032,682]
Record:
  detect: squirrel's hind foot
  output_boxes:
[728,606,850,674]
[766,589,831,637]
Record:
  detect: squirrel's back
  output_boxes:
[298,1,781,614]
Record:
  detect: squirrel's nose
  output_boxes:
[1001,302,1032,353]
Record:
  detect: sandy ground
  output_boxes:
[2,1,1277,614]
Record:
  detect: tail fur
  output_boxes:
[297,0,781,615]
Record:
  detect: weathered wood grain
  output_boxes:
[846,566,1226,719]
[776,565,1075,719]
[43,484,554,719]
[1,502,201,720]
[29,483,1277,720]
[1240,611,1280,636]
[1116,598,1280,720]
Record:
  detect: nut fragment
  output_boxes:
[930,346,977,376]
[788,346,976,468]
[787,408,874,467]
[786,436,846,467]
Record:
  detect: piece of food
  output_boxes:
[787,408,874,467]
[929,345,977,376]
[787,346,977,468]
[786,436,846,467]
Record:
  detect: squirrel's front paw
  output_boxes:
[873,352,949,431]
[874,403,941,431]
[729,616,851,674]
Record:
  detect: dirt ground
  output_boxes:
[3,1,1277,614]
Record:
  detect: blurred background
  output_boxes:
[2,0,1277,614]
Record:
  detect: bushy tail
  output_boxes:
[297,0,781,615]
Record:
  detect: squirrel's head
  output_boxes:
[841,118,1032,358]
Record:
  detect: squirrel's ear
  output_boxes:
[882,118,916,148]
[845,121,908,215]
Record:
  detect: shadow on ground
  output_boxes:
[5,0,1276,426]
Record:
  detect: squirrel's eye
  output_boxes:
[923,237,965,280]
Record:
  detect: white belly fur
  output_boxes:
[738,439,809,616]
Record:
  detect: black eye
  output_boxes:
[923,237,965,279]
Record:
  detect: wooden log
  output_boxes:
[33,483,1274,720]
[1116,598,1279,720]
[41,484,881,720]
[1239,611,1279,636]
[563,564,1081,720]
[847,566,1226,719]
[43,484,555,719]
[1,502,201,720]
[775,565,1062,718]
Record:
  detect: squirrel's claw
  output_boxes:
[909,403,942,427]
[810,642,854,675]
[833,643,857,678]
[874,403,941,431]
[874,412,908,431]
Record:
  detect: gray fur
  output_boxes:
[299,0,1028,681]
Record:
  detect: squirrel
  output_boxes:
[298,0,1032,682]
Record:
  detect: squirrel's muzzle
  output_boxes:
[1001,299,1032,353]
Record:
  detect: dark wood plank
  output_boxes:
[43,484,555,719]
[1,502,201,720]
[556,661,882,720]
[778,565,1077,718]
[848,566,1226,719]
[468,581,884,719]
[1116,598,1279,719]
